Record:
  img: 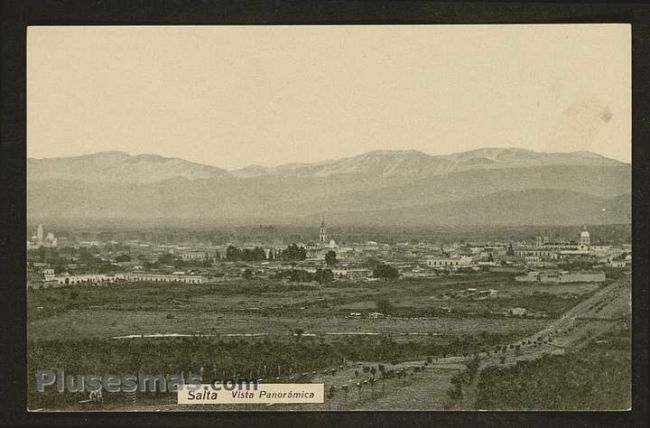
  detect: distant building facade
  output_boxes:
[514,228,594,263]
[49,271,206,285]
[180,250,211,262]
[126,272,206,284]
[424,255,473,269]
[28,224,58,248]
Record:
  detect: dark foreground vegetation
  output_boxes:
[475,328,630,410]
[28,331,517,409]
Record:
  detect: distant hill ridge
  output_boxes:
[231,147,623,178]
[27,151,231,183]
[28,147,625,183]
[27,148,630,225]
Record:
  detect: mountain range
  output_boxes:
[231,148,621,179]
[27,148,631,226]
[27,151,230,183]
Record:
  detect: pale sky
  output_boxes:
[27,25,631,169]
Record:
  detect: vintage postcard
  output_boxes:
[26,24,631,411]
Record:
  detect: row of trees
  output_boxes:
[27,335,429,408]
[225,244,315,262]
[31,244,339,272]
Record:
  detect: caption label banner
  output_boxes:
[178,383,324,404]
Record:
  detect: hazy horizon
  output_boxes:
[27,145,629,170]
[28,25,631,169]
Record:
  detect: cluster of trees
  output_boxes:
[325,250,337,266]
[475,345,630,410]
[154,253,213,269]
[225,245,266,262]
[447,356,481,405]
[278,244,307,261]
[224,244,314,262]
[275,268,334,284]
[373,263,399,280]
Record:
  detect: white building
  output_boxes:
[42,268,55,281]
[52,271,206,285]
[424,255,473,269]
[180,250,211,262]
[53,273,126,285]
[578,228,591,251]
[609,260,629,268]
[126,272,206,284]
[331,268,373,280]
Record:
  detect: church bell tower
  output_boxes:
[319,217,328,244]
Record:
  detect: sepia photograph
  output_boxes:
[24,24,632,412]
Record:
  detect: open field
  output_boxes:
[26,272,629,411]
[27,272,605,340]
[28,310,552,341]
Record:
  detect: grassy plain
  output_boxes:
[27,272,615,410]
[28,273,602,340]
